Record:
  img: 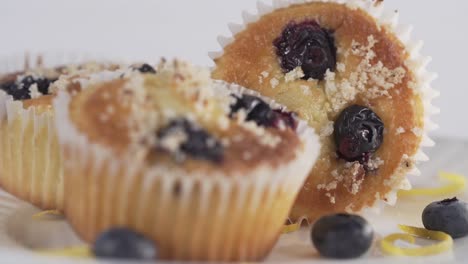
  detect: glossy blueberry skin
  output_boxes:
[230,94,276,126]
[311,213,374,259]
[136,63,156,74]
[422,197,468,238]
[0,81,30,100]
[230,94,297,129]
[274,20,336,80]
[0,75,56,100]
[158,119,224,163]
[334,105,384,162]
[92,228,158,260]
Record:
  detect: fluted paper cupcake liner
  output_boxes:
[0,53,121,210]
[209,0,439,216]
[54,81,320,261]
[0,95,62,210]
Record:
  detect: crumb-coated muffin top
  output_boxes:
[0,62,122,117]
[59,60,305,176]
[212,1,425,219]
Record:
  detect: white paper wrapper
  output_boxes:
[0,94,62,210]
[0,53,125,210]
[209,0,439,216]
[54,79,320,261]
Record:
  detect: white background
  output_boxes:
[0,0,466,139]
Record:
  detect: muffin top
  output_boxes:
[212,1,429,219]
[0,62,121,112]
[57,60,306,176]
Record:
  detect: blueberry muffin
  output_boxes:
[0,61,119,210]
[54,60,320,261]
[212,0,438,221]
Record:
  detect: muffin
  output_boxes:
[54,60,320,261]
[0,58,120,210]
[212,0,438,222]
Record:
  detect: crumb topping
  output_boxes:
[367,156,385,171]
[28,84,42,99]
[234,109,283,148]
[66,59,300,169]
[285,67,305,82]
[270,78,279,89]
[300,85,312,96]
[396,127,405,135]
[319,121,334,137]
[159,126,188,152]
[325,35,407,113]
[411,127,423,137]
[212,1,426,217]
[316,155,385,204]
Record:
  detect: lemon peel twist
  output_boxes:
[283,223,300,234]
[399,172,466,197]
[36,246,91,258]
[32,210,63,220]
[380,225,453,256]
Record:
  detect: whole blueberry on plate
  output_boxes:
[422,197,468,238]
[92,228,158,260]
[311,213,374,259]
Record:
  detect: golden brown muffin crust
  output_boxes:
[213,2,424,219]
[68,77,301,176]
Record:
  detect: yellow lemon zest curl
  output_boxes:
[380,225,453,256]
[399,172,466,197]
[36,245,91,258]
[32,210,63,220]
[283,223,300,234]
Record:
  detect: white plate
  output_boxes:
[0,137,467,263]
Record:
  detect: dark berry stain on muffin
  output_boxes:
[273,20,337,80]
[334,105,384,162]
[0,75,57,100]
[157,119,224,163]
[230,94,297,129]
[273,109,298,130]
[172,182,182,197]
[136,64,156,74]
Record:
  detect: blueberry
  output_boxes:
[136,64,156,74]
[21,76,56,95]
[311,213,374,259]
[231,94,276,126]
[0,75,56,100]
[230,94,297,129]
[273,109,298,130]
[0,81,30,100]
[334,105,384,162]
[157,119,224,163]
[422,197,468,238]
[92,228,158,260]
[273,20,336,80]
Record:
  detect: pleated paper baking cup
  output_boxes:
[54,81,320,261]
[0,95,63,210]
[0,53,122,210]
[210,0,439,218]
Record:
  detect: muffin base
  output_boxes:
[211,0,439,221]
[55,89,319,261]
[0,95,63,210]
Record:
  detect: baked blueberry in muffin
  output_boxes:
[0,60,121,210]
[54,59,320,261]
[212,0,438,221]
